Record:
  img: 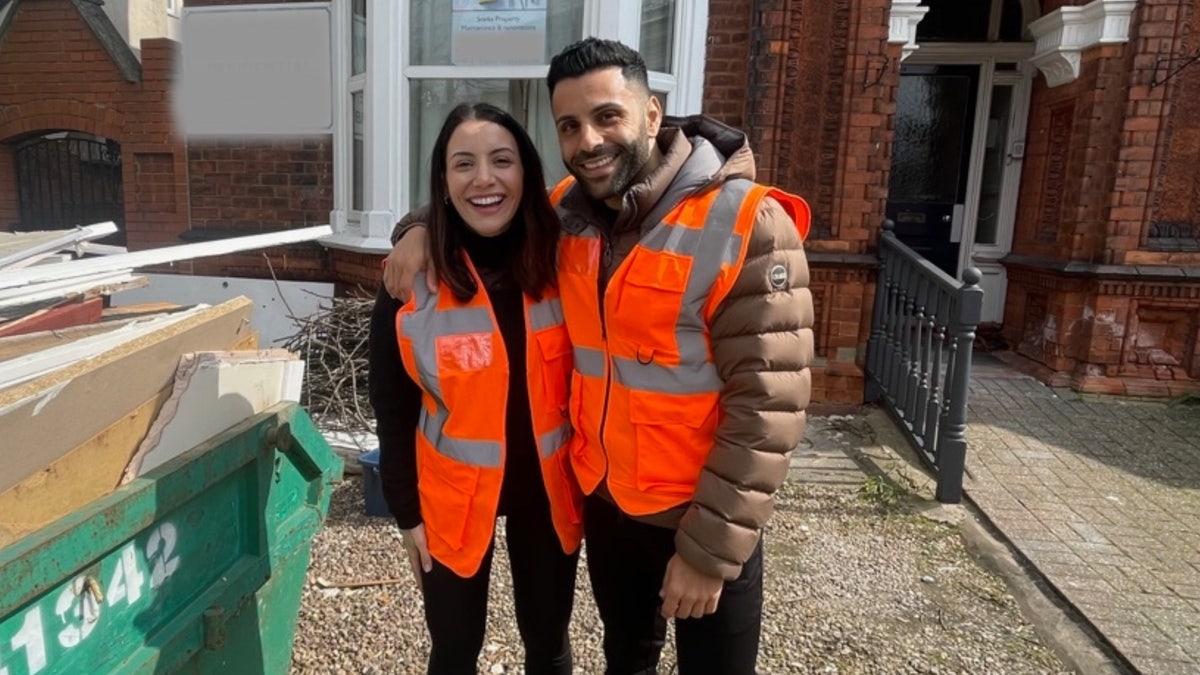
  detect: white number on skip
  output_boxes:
[0,522,182,675]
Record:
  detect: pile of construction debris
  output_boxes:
[0,221,331,546]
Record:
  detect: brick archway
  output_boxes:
[0,100,126,144]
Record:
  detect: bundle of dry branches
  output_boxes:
[282,293,375,433]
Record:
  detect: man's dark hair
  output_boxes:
[547,37,649,97]
[427,102,559,302]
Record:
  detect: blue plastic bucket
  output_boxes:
[357,449,390,517]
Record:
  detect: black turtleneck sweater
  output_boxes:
[368,225,544,530]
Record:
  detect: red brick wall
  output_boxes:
[709,0,898,249]
[0,3,188,247]
[1141,0,1200,257]
[1013,45,1128,264]
[702,1,754,131]
[181,0,334,282]
[187,138,333,233]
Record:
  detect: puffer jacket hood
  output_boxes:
[558,114,758,239]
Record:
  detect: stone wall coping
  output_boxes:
[1002,253,1200,280]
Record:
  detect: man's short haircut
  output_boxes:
[547,37,649,97]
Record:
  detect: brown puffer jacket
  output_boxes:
[556,115,814,580]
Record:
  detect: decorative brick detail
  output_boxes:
[1037,103,1074,242]
[1122,304,1198,380]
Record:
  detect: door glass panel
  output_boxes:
[889,70,974,204]
[409,79,568,203]
[976,85,1013,245]
[410,0,583,66]
[916,0,990,42]
[640,0,675,72]
[887,65,979,277]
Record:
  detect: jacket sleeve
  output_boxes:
[389,204,432,245]
[674,196,814,580]
[368,284,424,529]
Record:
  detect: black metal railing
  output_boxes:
[865,219,983,503]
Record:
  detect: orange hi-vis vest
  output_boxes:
[395,259,582,578]
[550,175,811,516]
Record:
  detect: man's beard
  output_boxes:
[570,124,652,203]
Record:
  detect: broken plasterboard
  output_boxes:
[0,296,258,494]
[122,349,305,480]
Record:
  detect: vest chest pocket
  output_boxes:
[534,325,572,405]
[610,249,693,357]
[627,388,719,495]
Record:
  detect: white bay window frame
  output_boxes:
[325,0,708,252]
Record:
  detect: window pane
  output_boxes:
[916,0,990,42]
[409,79,568,204]
[352,0,367,76]
[999,0,1025,42]
[410,0,583,66]
[352,91,364,211]
[975,86,1013,245]
[640,0,675,72]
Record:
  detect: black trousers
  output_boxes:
[583,494,764,675]
[420,494,578,675]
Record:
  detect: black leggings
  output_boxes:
[583,494,764,675]
[420,494,578,675]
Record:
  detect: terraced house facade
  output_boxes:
[1,0,1198,402]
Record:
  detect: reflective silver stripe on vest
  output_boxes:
[401,282,503,468]
[573,346,606,378]
[612,355,720,395]
[614,181,753,396]
[529,297,564,331]
[419,408,503,467]
[538,419,572,459]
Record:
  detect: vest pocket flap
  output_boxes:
[419,444,482,495]
[627,389,716,428]
[534,325,572,360]
[417,445,481,552]
[623,249,692,293]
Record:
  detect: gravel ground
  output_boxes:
[291,477,1070,675]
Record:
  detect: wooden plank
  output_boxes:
[0,389,171,548]
[0,296,258,494]
[0,307,206,389]
[0,317,145,363]
[0,225,332,291]
[122,349,304,480]
[102,302,183,320]
[0,297,103,338]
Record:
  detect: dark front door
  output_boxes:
[13,133,125,244]
[886,64,979,277]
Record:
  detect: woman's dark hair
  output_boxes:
[428,102,559,302]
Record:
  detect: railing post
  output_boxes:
[865,219,894,401]
[935,267,983,503]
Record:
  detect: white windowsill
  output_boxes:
[319,232,395,254]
